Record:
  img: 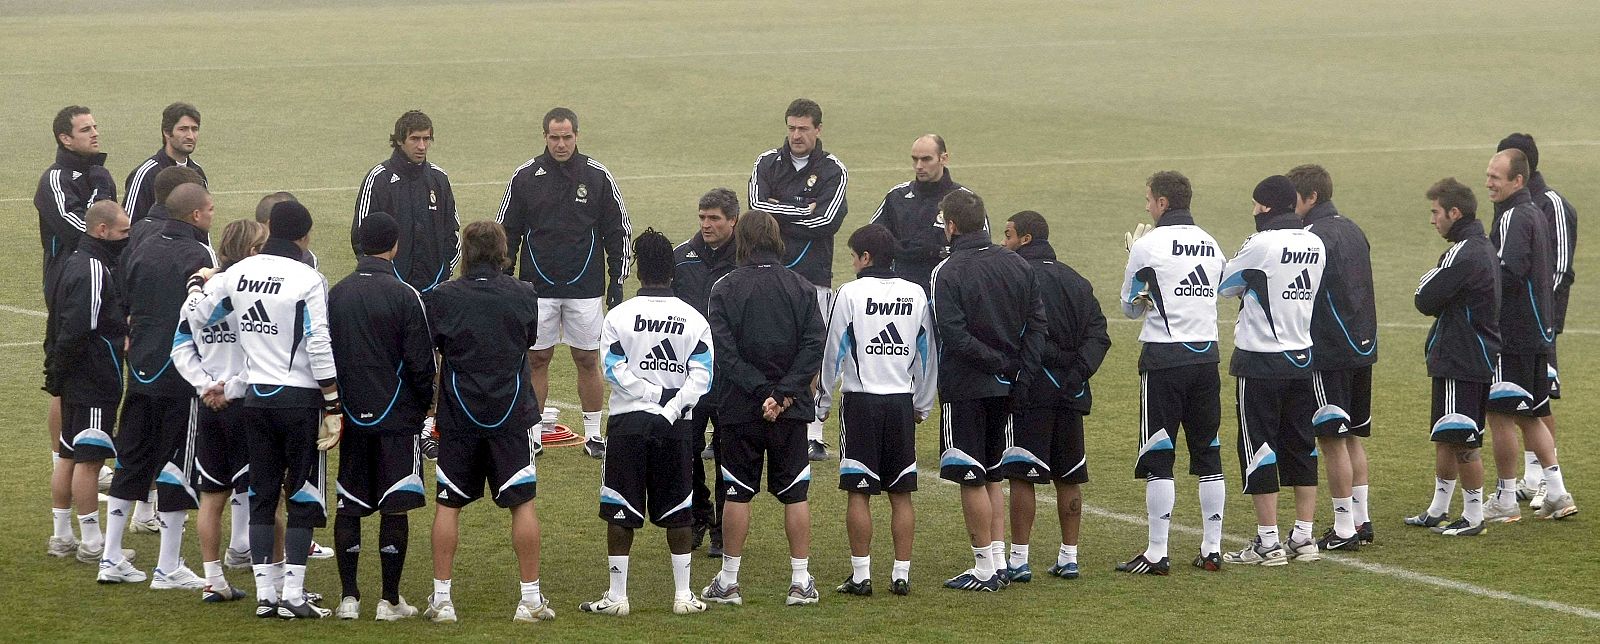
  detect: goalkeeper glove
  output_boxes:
[1124,222,1153,252]
[317,413,342,451]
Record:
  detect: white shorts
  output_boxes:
[533,297,604,351]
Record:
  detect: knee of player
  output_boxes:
[1453,446,1482,464]
[569,347,601,368]
[526,348,556,369]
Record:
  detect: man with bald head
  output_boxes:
[1480,149,1575,522]
[125,165,205,263]
[98,182,218,587]
[258,191,318,268]
[869,134,968,293]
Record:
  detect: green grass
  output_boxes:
[3,1,1600,641]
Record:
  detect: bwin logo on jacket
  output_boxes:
[865,322,910,356]
[633,315,685,335]
[1281,269,1315,301]
[200,320,237,344]
[638,339,685,373]
[1173,265,1214,297]
[237,274,284,294]
[240,300,279,335]
[865,297,913,316]
[1171,240,1216,257]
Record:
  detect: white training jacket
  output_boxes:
[172,269,249,400]
[817,272,937,418]
[1121,216,1226,344]
[187,248,336,390]
[600,289,713,424]
[1218,223,1326,353]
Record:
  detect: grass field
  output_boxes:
[4,1,1600,641]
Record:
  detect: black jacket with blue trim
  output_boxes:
[1415,218,1501,382]
[1302,202,1378,370]
[748,141,848,287]
[45,236,128,406]
[868,170,964,291]
[1489,188,1555,355]
[1010,240,1109,414]
[497,150,631,304]
[931,231,1048,402]
[707,250,825,425]
[123,218,215,397]
[424,264,541,432]
[329,256,436,436]
[672,233,737,320]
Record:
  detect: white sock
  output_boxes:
[520,579,541,604]
[971,545,994,580]
[808,419,824,442]
[989,540,1005,567]
[282,563,307,604]
[1008,543,1029,569]
[1257,525,1280,548]
[271,560,285,594]
[432,578,453,603]
[103,497,133,563]
[790,557,809,585]
[671,552,692,597]
[719,554,741,586]
[1428,478,1457,516]
[228,492,250,552]
[850,555,870,583]
[252,564,278,602]
[583,411,602,440]
[1544,464,1569,499]
[1291,519,1313,543]
[1198,477,1225,555]
[1057,544,1077,566]
[1497,478,1519,506]
[1462,487,1484,524]
[1145,478,1175,559]
[1523,451,1542,488]
[134,493,156,522]
[1332,497,1355,538]
[157,510,187,573]
[891,559,910,582]
[1351,484,1370,524]
[607,555,629,599]
[78,512,103,550]
[52,508,73,540]
[203,560,227,589]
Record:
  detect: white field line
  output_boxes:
[7,140,1600,205]
[920,471,1600,621]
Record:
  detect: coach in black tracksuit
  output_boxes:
[352,149,460,293]
[673,196,739,552]
[125,147,208,224]
[498,148,630,304]
[870,168,965,292]
[37,147,117,298]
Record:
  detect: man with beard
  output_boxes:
[124,102,207,223]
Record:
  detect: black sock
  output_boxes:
[335,514,361,600]
[249,524,276,565]
[284,526,312,567]
[379,514,408,605]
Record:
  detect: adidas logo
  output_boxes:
[727,486,737,495]
[1027,468,1039,477]
[1281,269,1314,300]
[609,565,621,573]
[866,322,910,356]
[638,338,685,373]
[1173,265,1214,297]
[614,510,626,520]
[380,545,399,554]
[438,490,449,500]
[230,498,241,506]
[1160,513,1172,520]
[1334,506,1350,513]
[1517,401,1530,411]
[240,300,278,334]
[962,471,977,481]
[111,509,124,516]
[346,545,360,553]
[1207,514,1222,521]
[82,517,97,524]
[200,319,236,343]
[72,171,83,180]
[534,167,547,177]
[856,480,869,489]
[389,175,400,184]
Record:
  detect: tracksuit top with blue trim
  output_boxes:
[748,141,848,287]
[124,147,206,223]
[497,150,632,302]
[931,232,1048,401]
[1302,202,1378,371]
[707,250,825,425]
[817,266,938,419]
[1219,210,1325,379]
[1012,240,1110,414]
[122,218,216,398]
[45,236,127,406]
[868,169,964,292]
[1120,209,1226,372]
[328,256,437,435]
[35,148,116,284]
[351,150,460,293]
[1528,172,1577,313]
[423,265,541,432]
[1415,218,1501,383]
[173,265,249,400]
[1490,188,1557,355]
[601,287,714,425]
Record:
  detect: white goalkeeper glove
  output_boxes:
[317,413,342,451]
[1124,222,1153,252]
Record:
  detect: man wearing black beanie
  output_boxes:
[188,198,340,618]
[326,212,437,620]
[1218,176,1327,567]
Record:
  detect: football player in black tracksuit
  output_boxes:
[673,188,740,557]
[930,191,1047,592]
[869,134,967,293]
[44,201,129,565]
[999,211,1109,582]
[699,211,825,607]
[1287,165,1379,552]
[1406,178,1500,537]
[422,221,553,624]
[1481,149,1575,521]
[99,183,216,588]
[125,165,206,263]
[748,98,848,460]
[124,102,207,224]
[351,110,460,294]
[1496,134,1577,503]
[328,213,436,620]
[497,107,632,459]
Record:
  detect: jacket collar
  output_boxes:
[262,238,303,259]
[79,235,119,263]
[540,149,587,181]
[152,146,188,167]
[463,263,501,280]
[741,249,782,266]
[777,140,826,167]
[1528,171,1548,194]
[1014,239,1057,262]
[949,231,991,252]
[1155,208,1195,227]
[689,233,736,267]
[385,149,425,178]
[1300,201,1340,225]
[1254,210,1301,232]
[55,147,107,172]
[637,286,674,297]
[162,217,209,243]
[1493,187,1534,216]
[912,169,956,197]
[144,203,171,221]
[856,265,897,280]
[356,255,396,274]
[1447,217,1485,243]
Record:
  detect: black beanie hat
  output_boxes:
[358,212,400,255]
[1252,175,1297,214]
[1497,133,1539,173]
[269,200,313,240]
